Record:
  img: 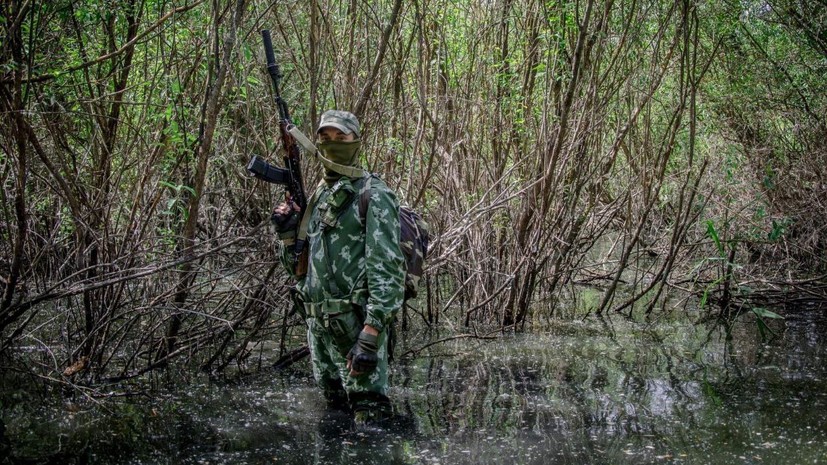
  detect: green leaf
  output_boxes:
[752,307,783,319]
[701,377,722,406]
[756,317,769,339]
[752,307,783,340]
[178,184,195,196]
[706,220,724,256]
[768,219,786,241]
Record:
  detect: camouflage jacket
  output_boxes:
[280,175,406,332]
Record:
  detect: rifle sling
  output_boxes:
[295,184,321,262]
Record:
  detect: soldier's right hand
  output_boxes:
[271,201,300,233]
[347,330,379,376]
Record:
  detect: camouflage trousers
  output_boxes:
[306,315,391,413]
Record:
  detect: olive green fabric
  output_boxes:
[318,140,361,167]
[286,124,367,181]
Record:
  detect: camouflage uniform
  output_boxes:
[280,173,406,413]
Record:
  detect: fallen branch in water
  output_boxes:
[272,345,310,370]
[400,333,500,359]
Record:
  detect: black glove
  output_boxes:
[271,205,300,234]
[347,330,379,374]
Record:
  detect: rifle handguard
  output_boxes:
[295,246,309,278]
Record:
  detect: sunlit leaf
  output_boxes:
[752,307,784,319]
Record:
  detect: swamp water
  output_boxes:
[2,308,826,464]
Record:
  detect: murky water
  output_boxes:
[3,308,826,464]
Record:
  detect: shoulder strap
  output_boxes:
[358,174,373,224]
[296,181,325,245]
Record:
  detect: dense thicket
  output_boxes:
[1,0,824,381]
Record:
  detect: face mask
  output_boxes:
[318,140,361,166]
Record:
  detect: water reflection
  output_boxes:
[3,308,827,464]
[388,309,827,464]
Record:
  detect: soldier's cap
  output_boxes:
[317,110,361,138]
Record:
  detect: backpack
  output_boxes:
[359,175,429,301]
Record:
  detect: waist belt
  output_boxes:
[304,289,368,319]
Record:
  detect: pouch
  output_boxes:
[318,179,356,230]
[321,299,364,356]
[327,304,365,356]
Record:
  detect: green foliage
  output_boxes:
[752,306,784,339]
[706,219,724,257]
[701,374,723,407]
[767,219,786,242]
[160,181,195,219]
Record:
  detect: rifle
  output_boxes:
[247,29,309,275]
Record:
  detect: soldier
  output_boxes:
[272,110,406,428]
